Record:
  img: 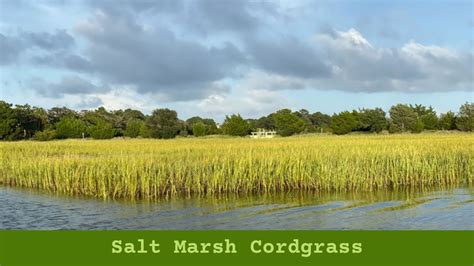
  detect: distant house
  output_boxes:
[250,128,277,138]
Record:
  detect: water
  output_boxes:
[1,185,473,230]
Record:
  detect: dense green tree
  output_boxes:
[389,104,419,133]
[0,102,47,140]
[186,116,218,136]
[309,111,332,132]
[146,108,181,139]
[13,105,46,138]
[178,120,188,137]
[88,120,116,139]
[82,111,102,127]
[273,109,306,136]
[246,118,257,129]
[252,115,276,130]
[411,104,438,130]
[357,108,387,133]
[295,109,311,120]
[0,101,19,140]
[108,109,145,136]
[222,114,251,136]
[47,107,77,125]
[139,122,152,138]
[33,129,57,141]
[202,118,219,135]
[438,111,457,130]
[420,114,438,130]
[124,119,144,138]
[81,107,134,136]
[122,109,145,121]
[33,107,49,129]
[294,109,314,131]
[456,102,473,131]
[186,116,205,127]
[331,111,358,135]
[83,108,115,128]
[55,117,86,139]
[411,118,424,133]
[192,122,207,137]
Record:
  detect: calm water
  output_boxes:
[1,185,473,230]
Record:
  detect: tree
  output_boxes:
[357,108,387,133]
[202,118,219,134]
[222,114,251,136]
[310,111,332,132]
[331,111,358,135]
[0,101,19,140]
[139,122,152,138]
[456,102,473,131]
[186,116,205,126]
[438,111,457,130]
[192,122,207,137]
[411,118,424,133]
[389,104,418,133]
[124,119,144,138]
[294,109,314,132]
[47,107,77,125]
[88,120,116,139]
[177,120,188,137]
[146,108,181,139]
[122,108,145,121]
[55,117,86,139]
[34,129,57,141]
[111,108,145,136]
[411,104,437,130]
[273,109,306,136]
[186,116,218,136]
[13,104,46,138]
[252,115,276,130]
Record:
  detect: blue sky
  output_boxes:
[0,0,472,121]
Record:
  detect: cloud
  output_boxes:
[88,0,183,15]
[27,75,110,98]
[195,70,296,119]
[236,70,308,91]
[246,36,332,78]
[72,95,104,110]
[0,34,24,64]
[311,28,473,92]
[1,0,472,112]
[24,29,74,51]
[32,51,92,72]
[88,0,275,35]
[0,29,75,65]
[185,0,276,34]
[72,9,245,101]
[197,88,289,119]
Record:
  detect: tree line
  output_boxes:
[0,100,472,141]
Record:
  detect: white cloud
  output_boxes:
[312,28,473,92]
[196,83,290,119]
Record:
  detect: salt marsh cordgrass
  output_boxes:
[0,133,472,200]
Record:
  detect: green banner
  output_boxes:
[0,231,473,266]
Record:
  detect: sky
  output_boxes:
[0,0,472,122]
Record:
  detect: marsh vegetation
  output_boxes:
[1,133,472,200]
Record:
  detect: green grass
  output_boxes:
[0,133,472,199]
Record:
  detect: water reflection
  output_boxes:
[1,185,472,230]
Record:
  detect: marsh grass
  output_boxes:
[0,134,472,199]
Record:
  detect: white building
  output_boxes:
[250,128,277,138]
